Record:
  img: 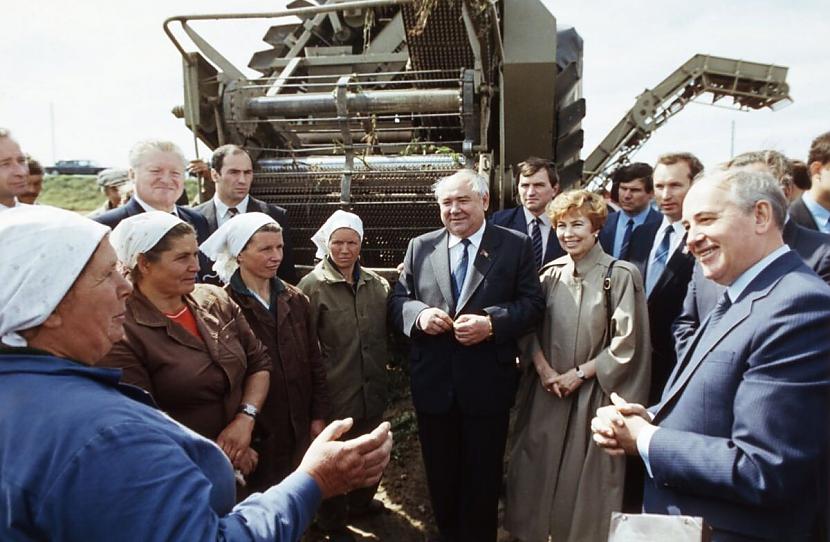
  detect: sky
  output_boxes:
[1,0,827,172]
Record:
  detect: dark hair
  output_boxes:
[130,222,196,282]
[211,144,251,174]
[240,223,283,253]
[655,152,704,181]
[515,157,558,188]
[808,131,830,167]
[790,160,811,191]
[26,156,44,175]
[610,162,653,200]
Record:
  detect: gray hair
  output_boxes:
[707,168,787,230]
[128,139,187,170]
[432,169,489,200]
[0,127,10,139]
[727,150,792,188]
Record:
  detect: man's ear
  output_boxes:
[211,168,221,184]
[482,192,490,212]
[754,200,775,233]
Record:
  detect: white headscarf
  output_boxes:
[0,205,109,347]
[311,210,364,259]
[109,211,186,269]
[199,212,278,284]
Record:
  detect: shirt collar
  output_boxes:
[133,193,178,216]
[448,220,487,249]
[726,244,790,302]
[801,192,830,225]
[658,215,684,236]
[523,206,551,228]
[620,206,653,226]
[213,194,249,219]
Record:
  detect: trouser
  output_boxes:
[416,403,510,542]
[316,416,383,532]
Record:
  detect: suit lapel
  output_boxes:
[427,232,455,312]
[125,198,143,217]
[456,225,499,314]
[649,235,691,300]
[202,202,218,231]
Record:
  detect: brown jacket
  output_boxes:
[227,275,330,486]
[101,284,271,440]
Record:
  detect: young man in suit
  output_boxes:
[191,145,297,284]
[790,131,830,233]
[93,140,211,277]
[593,169,830,541]
[489,157,563,268]
[598,162,662,258]
[389,169,544,542]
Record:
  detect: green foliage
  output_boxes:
[37,176,199,213]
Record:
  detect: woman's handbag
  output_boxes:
[607,512,712,541]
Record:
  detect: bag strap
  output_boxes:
[603,260,616,347]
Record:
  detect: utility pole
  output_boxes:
[730,120,735,159]
[49,102,57,164]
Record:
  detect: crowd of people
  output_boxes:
[1,125,830,542]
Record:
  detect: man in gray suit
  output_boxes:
[592,169,830,541]
[191,145,297,284]
[389,169,544,542]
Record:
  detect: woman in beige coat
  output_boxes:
[504,190,651,542]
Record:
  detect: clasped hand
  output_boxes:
[590,392,652,456]
[539,367,583,398]
[417,308,490,345]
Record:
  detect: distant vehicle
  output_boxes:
[45,160,107,176]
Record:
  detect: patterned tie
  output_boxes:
[619,218,635,258]
[645,225,673,295]
[531,218,544,269]
[451,239,472,303]
[227,207,239,218]
[669,291,732,387]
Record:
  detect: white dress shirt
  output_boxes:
[132,193,178,216]
[523,207,552,262]
[647,217,685,268]
[213,194,249,227]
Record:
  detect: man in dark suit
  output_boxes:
[626,152,703,404]
[190,145,297,284]
[790,131,830,233]
[94,140,211,276]
[389,169,544,542]
[490,157,564,268]
[593,169,830,541]
[598,162,662,258]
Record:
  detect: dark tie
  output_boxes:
[668,291,732,388]
[620,218,635,258]
[645,225,673,295]
[451,239,472,303]
[530,218,544,268]
[227,207,239,218]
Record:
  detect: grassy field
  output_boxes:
[39,175,199,213]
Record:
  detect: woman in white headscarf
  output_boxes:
[0,205,396,541]
[200,213,330,495]
[297,210,391,539]
[100,211,271,484]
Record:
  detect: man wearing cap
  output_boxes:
[0,128,28,212]
[87,168,132,218]
[192,144,297,284]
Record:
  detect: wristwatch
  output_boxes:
[575,365,587,381]
[237,403,258,420]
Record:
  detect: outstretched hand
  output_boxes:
[299,418,393,499]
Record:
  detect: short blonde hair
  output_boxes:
[548,189,608,231]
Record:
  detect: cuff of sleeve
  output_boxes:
[636,424,660,479]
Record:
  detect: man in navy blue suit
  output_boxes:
[598,162,662,258]
[490,157,564,268]
[94,140,210,278]
[389,169,544,542]
[592,168,830,541]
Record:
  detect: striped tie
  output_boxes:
[228,207,239,218]
[645,225,673,295]
[619,218,635,258]
[531,218,544,268]
[451,239,472,303]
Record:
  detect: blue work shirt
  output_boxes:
[0,350,321,541]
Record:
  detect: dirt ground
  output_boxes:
[304,365,515,542]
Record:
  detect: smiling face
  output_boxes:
[437,176,489,238]
[556,208,598,261]
[0,137,28,206]
[132,150,185,211]
[49,238,133,364]
[327,227,361,274]
[238,230,284,282]
[213,151,254,206]
[682,182,762,286]
[138,233,200,297]
[653,161,693,222]
[518,169,559,216]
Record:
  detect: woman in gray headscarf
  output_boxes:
[297,210,391,541]
[0,205,393,541]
